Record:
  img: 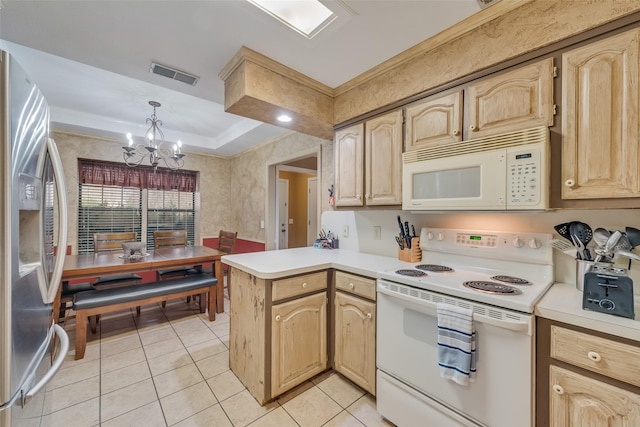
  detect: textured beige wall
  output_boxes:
[229,132,333,242]
[54,130,332,247]
[53,131,231,252]
[333,0,640,123]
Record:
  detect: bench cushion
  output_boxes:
[74,274,217,311]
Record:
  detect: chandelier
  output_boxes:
[122,101,185,170]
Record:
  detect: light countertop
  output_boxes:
[536,282,640,342]
[222,247,411,279]
[224,247,640,342]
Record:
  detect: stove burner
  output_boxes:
[416,264,454,273]
[396,269,427,277]
[463,281,522,295]
[490,275,531,285]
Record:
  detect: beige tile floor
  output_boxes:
[46,293,395,427]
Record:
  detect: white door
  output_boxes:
[307,177,318,246]
[278,179,289,249]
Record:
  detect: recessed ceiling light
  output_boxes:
[277,115,292,123]
[247,0,336,39]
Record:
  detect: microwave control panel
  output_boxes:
[506,143,546,207]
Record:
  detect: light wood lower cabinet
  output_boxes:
[272,292,327,397]
[537,318,640,427]
[334,291,376,394]
[229,268,328,404]
[333,270,376,395]
[550,365,640,426]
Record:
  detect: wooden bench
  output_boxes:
[72,274,217,359]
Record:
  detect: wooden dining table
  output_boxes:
[56,245,226,317]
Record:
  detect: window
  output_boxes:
[146,189,195,250]
[78,184,142,253]
[77,159,198,254]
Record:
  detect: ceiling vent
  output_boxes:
[149,62,199,86]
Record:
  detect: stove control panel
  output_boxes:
[420,227,552,264]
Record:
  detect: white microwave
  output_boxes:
[402,126,549,211]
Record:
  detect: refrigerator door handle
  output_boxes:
[44,137,68,303]
[21,324,69,407]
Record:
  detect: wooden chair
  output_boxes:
[92,232,143,289]
[153,230,195,280]
[201,230,237,298]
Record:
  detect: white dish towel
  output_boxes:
[437,303,477,386]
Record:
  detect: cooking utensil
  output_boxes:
[593,228,610,247]
[615,249,640,261]
[411,225,416,237]
[395,236,405,249]
[404,221,411,249]
[625,226,640,248]
[550,239,579,257]
[570,221,593,261]
[595,230,621,262]
[397,216,405,238]
[612,232,632,253]
[554,222,574,243]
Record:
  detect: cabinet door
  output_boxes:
[468,57,554,138]
[550,365,640,426]
[365,110,403,205]
[405,91,463,151]
[334,291,376,395]
[562,29,640,199]
[334,123,364,206]
[271,292,327,396]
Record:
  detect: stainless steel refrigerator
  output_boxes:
[0,50,70,426]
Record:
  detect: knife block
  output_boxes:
[398,237,421,262]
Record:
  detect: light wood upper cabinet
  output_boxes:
[334,123,364,206]
[271,292,327,397]
[550,365,640,426]
[468,57,554,138]
[561,28,640,199]
[334,290,376,395]
[405,91,463,151]
[364,110,403,205]
[334,111,402,206]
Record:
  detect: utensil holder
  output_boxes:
[398,237,421,262]
[576,259,613,291]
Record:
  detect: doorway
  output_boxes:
[278,179,289,249]
[266,147,321,250]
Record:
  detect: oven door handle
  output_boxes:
[377,286,532,335]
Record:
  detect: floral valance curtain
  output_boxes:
[78,159,197,192]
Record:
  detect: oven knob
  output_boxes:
[437,232,445,241]
[528,238,541,249]
[426,232,434,241]
[599,299,615,311]
[512,237,524,248]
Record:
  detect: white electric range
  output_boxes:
[376,227,554,427]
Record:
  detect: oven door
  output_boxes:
[376,280,534,427]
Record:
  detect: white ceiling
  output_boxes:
[0,0,483,157]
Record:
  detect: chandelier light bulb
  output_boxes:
[121,101,186,171]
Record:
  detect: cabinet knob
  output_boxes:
[367,313,372,319]
[564,179,576,188]
[552,384,564,395]
[365,193,370,200]
[302,282,307,288]
[470,124,477,132]
[275,315,281,321]
[452,129,460,136]
[349,283,355,289]
[587,351,602,362]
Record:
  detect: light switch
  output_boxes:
[288,218,294,224]
[343,225,349,238]
[373,226,381,240]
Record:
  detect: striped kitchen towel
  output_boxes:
[437,303,477,385]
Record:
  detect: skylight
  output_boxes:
[247,0,336,39]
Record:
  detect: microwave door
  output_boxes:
[403,149,507,210]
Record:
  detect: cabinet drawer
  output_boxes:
[550,325,640,387]
[335,271,376,301]
[272,271,327,302]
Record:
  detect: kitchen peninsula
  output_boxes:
[222,248,406,404]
